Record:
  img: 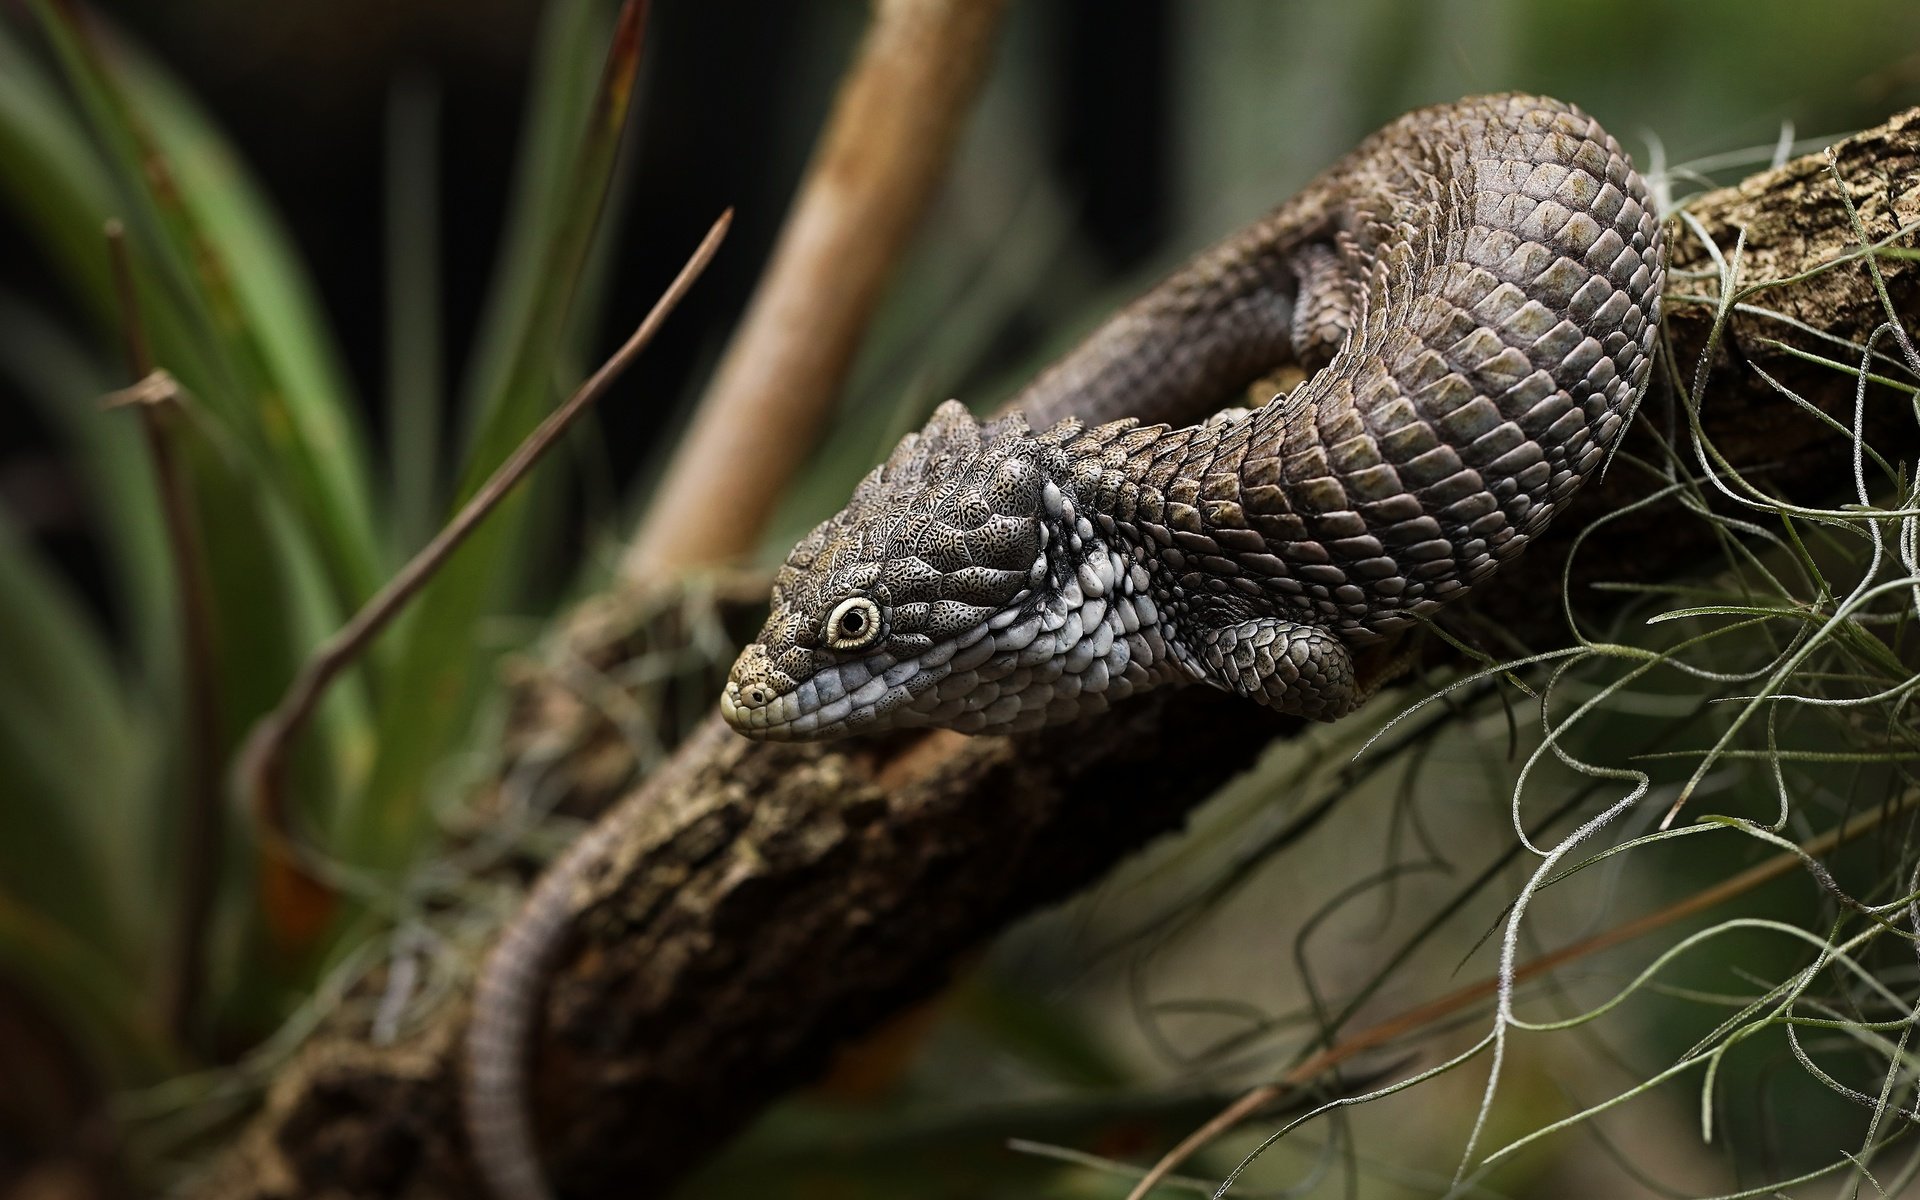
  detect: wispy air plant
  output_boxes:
[1059,152,1920,1199]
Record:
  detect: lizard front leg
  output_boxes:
[1185,613,1360,722]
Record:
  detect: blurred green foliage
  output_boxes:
[0,0,639,1116]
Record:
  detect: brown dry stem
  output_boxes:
[232,214,729,914]
[104,221,224,1049]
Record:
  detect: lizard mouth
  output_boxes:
[719,680,783,738]
[722,616,1022,742]
[721,659,939,741]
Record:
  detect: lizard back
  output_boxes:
[1059,93,1663,644]
[721,93,1662,738]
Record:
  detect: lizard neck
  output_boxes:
[1035,423,1217,698]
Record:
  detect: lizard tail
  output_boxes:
[464,811,623,1200]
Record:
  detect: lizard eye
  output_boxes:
[825,596,883,651]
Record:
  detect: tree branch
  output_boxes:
[195,108,1920,1199]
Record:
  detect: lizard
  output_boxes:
[719,92,1663,742]
[465,92,1664,1199]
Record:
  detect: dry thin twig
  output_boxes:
[103,220,223,1047]
[234,212,732,883]
[623,0,1010,578]
[1120,795,1918,1199]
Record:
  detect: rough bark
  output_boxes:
[198,110,1920,1199]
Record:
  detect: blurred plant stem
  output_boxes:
[625,0,1009,578]
[103,220,221,1052]
[236,209,731,941]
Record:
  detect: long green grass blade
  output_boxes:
[0,13,209,387]
[0,22,225,399]
[0,516,152,965]
[384,76,445,555]
[128,50,380,570]
[459,0,627,443]
[0,296,172,682]
[3,6,382,856]
[0,890,177,1080]
[346,0,643,867]
[23,0,382,617]
[0,24,113,305]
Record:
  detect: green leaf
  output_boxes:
[0,17,230,432]
[0,295,173,683]
[383,76,446,554]
[22,0,383,619]
[0,24,114,310]
[2,7,379,836]
[0,516,153,966]
[346,0,643,867]
[0,890,177,1081]
[459,0,631,447]
[128,48,381,573]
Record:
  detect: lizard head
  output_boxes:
[723,400,1087,741]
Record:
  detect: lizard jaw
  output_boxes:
[725,541,1183,741]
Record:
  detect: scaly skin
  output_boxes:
[722,93,1664,742]
[467,92,1664,1200]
